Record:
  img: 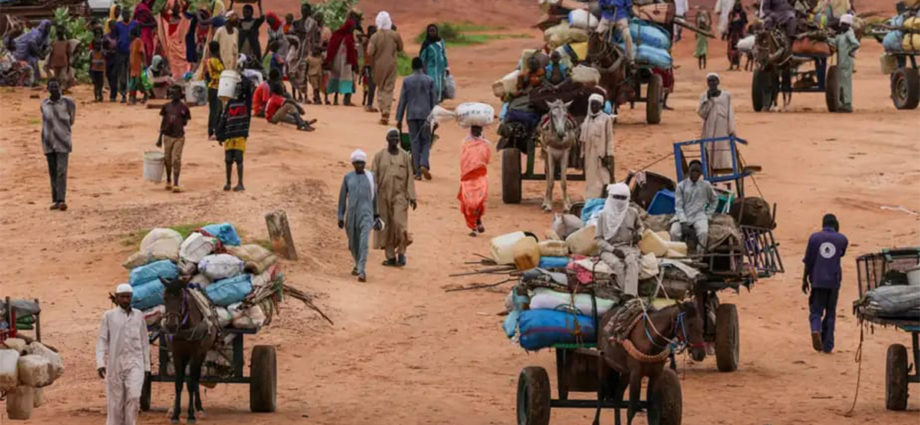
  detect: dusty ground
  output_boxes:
[1,1,918,424]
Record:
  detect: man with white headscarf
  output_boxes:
[670,160,718,254]
[367,11,404,125]
[595,183,643,296]
[698,73,736,173]
[829,14,859,112]
[338,149,382,282]
[579,93,614,199]
[371,128,417,266]
[96,283,150,425]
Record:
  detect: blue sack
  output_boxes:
[539,256,570,269]
[202,222,241,246]
[131,279,165,310]
[205,274,252,306]
[884,31,903,52]
[518,309,596,351]
[129,259,179,287]
[581,198,606,224]
[611,19,671,50]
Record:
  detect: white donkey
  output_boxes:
[538,99,579,212]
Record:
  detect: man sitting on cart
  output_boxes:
[596,183,644,296]
[669,160,717,255]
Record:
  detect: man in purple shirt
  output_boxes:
[802,213,848,353]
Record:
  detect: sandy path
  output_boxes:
[1,2,919,424]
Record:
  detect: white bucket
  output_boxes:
[143,151,165,182]
[218,70,241,100]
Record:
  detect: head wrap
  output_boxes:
[386,128,400,138]
[420,23,441,55]
[588,93,605,117]
[706,72,719,81]
[116,283,133,294]
[840,14,853,25]
[350,149,367,163]
[601,183,631,239]
[375,11,392,31]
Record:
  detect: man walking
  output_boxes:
[371,129,417,267]
[396,57,436,180]
[96,283,151,425]
[338,150,382,282]
[157,85,191,193]
[802,213,848,353]
[41,79,75,211]
[113,8,136,103]
[368,11,403,125]
[698,73,736,174]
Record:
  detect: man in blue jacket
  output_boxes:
[596,0,635,63]
[395,57,437,181]
[802,213,849,353]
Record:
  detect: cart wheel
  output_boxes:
[892,68,920,110]
[752,69,766,112]
[825,65,840,112]
[502,148,523,204]
[651,368,682,425]
[250,345,277,413]
[646,73,663,124]
[715,304,739,372]
[140,373,152,412]
[886,343,909,411]
[517,366,551,425]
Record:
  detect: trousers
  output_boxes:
[669,217,710,252]
[115,52,129,98]
[600,246,640,296]
[46,153,69,203]
[208,88,221,136]
[809,287,838,353]
[408,119,431,174]
[106,367,144,425]
[162,136,184,177]
[106,58,119,100]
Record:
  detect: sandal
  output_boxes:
[382,259,398,267]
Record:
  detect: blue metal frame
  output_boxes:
[673,135,750,184]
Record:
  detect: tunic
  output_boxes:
[596,207,643,296]
[212,26,238,70]
[697,90,736,171]
[371,149,416,257]
[420,40,448,103]
[367,30,404,117]
[579,111,614,199]
[96,308,150,425]
[338,171,378,275]
[669,178,718,248]
[458,135,491,230]
[830,28,859,110]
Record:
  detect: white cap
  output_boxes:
[840,14,853,25]
[706,72,720,81]
[115,283,133,294]
[350,149,367,163]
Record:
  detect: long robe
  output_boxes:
[325,19,358,95]
[698,90,736,171]
[830,28,859,111]
[159,1,191,79]
[371,149,416,258]
[580,111,614,199]
[367,30,403,118]
[458,135,491,230]
[713,0,736,35]
[669,178,718,249]
[338,171,378,275]
[596,206,643,296]
[96,308,150,425]
[420,40,448,103]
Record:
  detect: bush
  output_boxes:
[313,0,360,31]
[52,7,94,83]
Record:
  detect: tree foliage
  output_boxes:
[52,7,94,82]
[312,0,360,30]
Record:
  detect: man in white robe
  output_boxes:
[698,73,736,173]
[580,93,614,199]
[670,160,718,254]
[96,283,150,425]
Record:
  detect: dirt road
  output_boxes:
[1,1,918,424]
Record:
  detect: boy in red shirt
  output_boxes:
[264,82,316,131]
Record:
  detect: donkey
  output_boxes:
[596,301,706,425]
[538,98,578,212]
[160,277,219,424]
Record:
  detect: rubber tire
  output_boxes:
[715,304,739,372]
[886,343,909,411]
[646,73,663,124]
[752,69,766,112]
[825,65,840,112]
[892,68,920,110]
[250,345,277,413]
[517,366,551,425]
[502,148,523,204]
[652,368,683,425]
[140,374,152,411]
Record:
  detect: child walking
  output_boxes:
[216,78,254,192]
[206,41,224,140]
[89,35,106,101]
[157,85,191,192]
[128,26,147,104]
[694,9,711,70]
[306,45,325,105]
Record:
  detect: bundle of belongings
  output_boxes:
[881,8,920,54]
[1,317,64,419]
[121,222,284,377]
[854,262,920,322]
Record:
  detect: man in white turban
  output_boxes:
[371,128,417,266]
[96,283,150,425]
[698,73,737,173]
[367,11,404,125]
[595,183,643,296]
[829,14,859,112]
[579,93,615,199]
[338,149,382,281]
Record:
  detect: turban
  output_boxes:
[350,149,367,163]
[839,14,853,25]
[115,283,133,294]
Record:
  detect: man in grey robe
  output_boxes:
[338,149,381,282]
[698,73,736,173]
[595,183,644,296]
[669,160,718,254]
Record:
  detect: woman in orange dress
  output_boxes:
[458,125,491,237]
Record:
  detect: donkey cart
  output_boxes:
[140,328,278,413]
[517,344,682,425]
[852,248,920,411]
